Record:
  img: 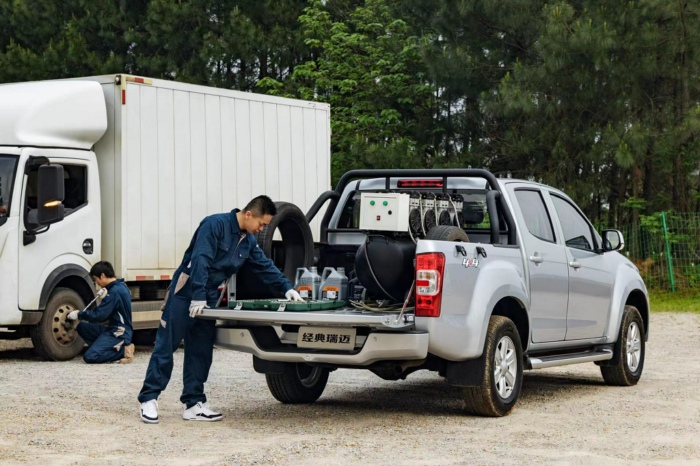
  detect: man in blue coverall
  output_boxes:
[66,261,135,364]
[137,195,303,424]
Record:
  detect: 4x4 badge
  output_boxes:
[462,258,479,268]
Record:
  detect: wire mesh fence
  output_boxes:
[611,212,700,293]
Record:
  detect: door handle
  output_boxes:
[529,255,543,264]
[569,261,581,269]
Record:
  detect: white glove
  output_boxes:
[189,300,208,318]
[96,288,108,299]
[285,289,304,302]
[67,310,80,321]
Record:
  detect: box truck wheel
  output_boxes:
[463,316,523,417]
[265,363,329,403]
[30,288,86,361]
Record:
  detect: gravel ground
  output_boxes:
[0,312,699,466]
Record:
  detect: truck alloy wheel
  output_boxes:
[600,305,645,386]
[30,288,86,361]
[463,315,523,417]
[493,335,518,399]
[265,363,330,404]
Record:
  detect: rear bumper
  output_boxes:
[215,328,429,366]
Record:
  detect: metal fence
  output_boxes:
[611,212,700,292]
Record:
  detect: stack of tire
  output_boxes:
[237,202,315,299]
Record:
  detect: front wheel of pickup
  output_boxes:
[600,305,645,386]
[463,316,523,417]
[266,363,329,403]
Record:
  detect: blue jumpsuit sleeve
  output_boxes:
[188,219,223,302]
[78,292,118,323]
[245,241,293,293]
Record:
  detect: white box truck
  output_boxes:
[0,74,331,360]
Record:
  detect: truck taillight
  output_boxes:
[415,253,445,317]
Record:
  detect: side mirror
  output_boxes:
[37,164,65,225]
[602,229,624,252]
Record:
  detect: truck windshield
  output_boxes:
[0,155,19,220]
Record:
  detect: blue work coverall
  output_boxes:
[138,209,292,408]
[76,279,133,363]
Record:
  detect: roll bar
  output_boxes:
[321,169,517,245]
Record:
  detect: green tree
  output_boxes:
[271,0,434,182]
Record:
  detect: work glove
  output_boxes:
[285,289,304,302]
[96,288,108,299]
[189,300,208,318]
[67,310,80,321]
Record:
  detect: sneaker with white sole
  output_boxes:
[140,399,159,424]
[183,402,222,422]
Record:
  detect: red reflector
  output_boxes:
[121,89,126,105]
[397,179,444,188]
[415,253,445,317]
[134,77,145,83]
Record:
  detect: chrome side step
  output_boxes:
[526,348,613,369]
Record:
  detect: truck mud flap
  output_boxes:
[445,353,487,387]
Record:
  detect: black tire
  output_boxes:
[600,305,645,386]
[30,288,86,361]
[426,225,470,242]
[237,201,315,299]
[464,316,523,417]
[265,363,330,403]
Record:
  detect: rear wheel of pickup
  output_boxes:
[463,316,523,417]
[30,288,85,361]
[425,225,470,242]
[266,363,329,403]
[600,305,645,386]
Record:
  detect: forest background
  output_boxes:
[1,0,699,295]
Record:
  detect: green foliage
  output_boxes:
[650,291,700,313]
[286,0,435,183]
[1,0,699,217]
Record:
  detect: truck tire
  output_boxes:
[237,201,315,299]
[265,363,329,403]
[29,287,86,361]
[463,316,523,417]
[600,305,645,386]
[425,225,470,242]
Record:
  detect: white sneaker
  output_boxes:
[140,399,159,424]
[182,402,223,422]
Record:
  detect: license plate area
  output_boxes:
[297,326,356,350]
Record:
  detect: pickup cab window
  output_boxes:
[551,195,595,251]
[514,189,555,242]
[0,155,19,222]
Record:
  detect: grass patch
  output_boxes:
[649,291,700,313]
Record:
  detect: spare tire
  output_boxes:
[237,202,315,299]
[426,225,470,242]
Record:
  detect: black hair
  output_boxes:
[90,261,116,279]
[244,195,277,216]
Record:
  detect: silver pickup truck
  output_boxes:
[202,169,649,417]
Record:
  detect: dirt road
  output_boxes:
[1,312,698,465]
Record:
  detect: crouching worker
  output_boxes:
[66,261,135,364]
